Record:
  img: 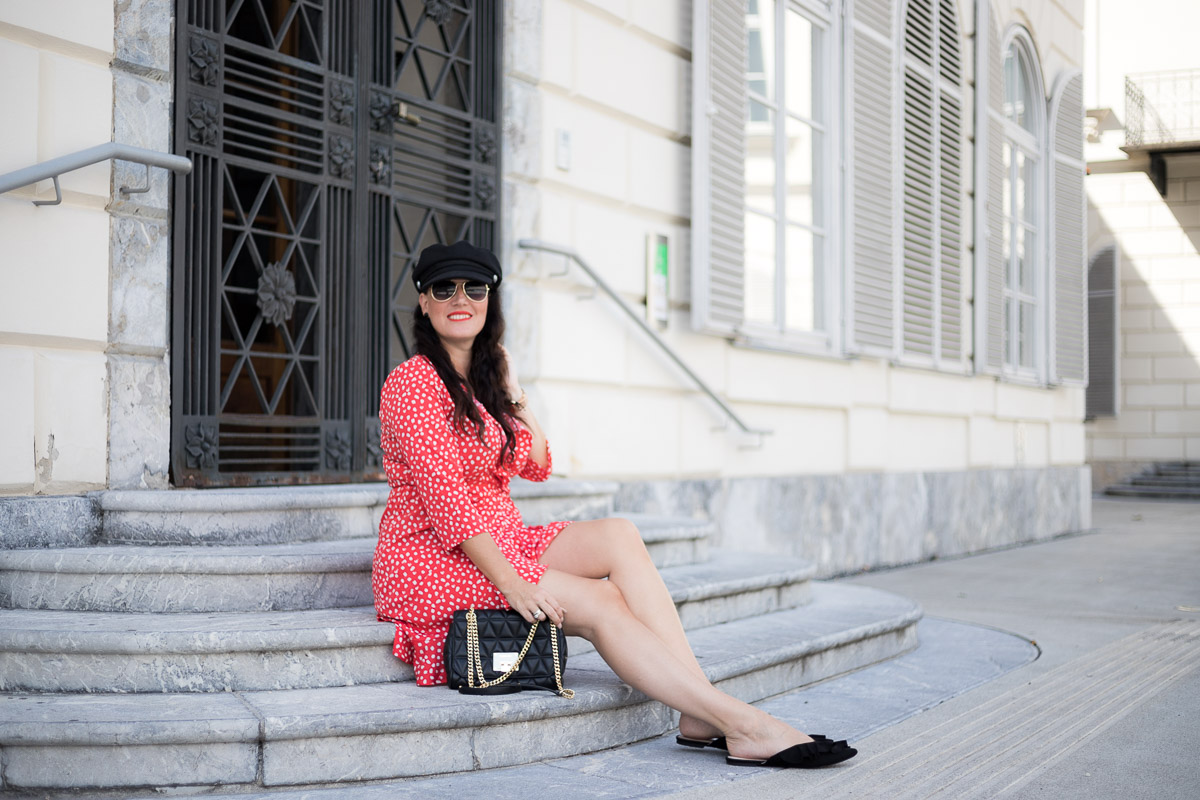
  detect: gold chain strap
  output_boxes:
[465,608,574,699]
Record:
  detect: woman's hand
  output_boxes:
[503,578,566,628]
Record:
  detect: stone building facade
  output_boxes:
[0,0,1092,575]
[1081,0,1200,489]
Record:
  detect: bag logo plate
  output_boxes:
[493,651,519,672]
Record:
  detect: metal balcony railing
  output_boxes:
[0,143,193,206]
[1125,69,1200,148]
[518,239,769,446]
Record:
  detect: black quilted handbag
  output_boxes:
[443,608,574,698]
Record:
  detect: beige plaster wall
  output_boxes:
[0,2,114,493]
[1086,165,1200,473]
[502,0,1087,480]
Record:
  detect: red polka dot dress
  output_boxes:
[372,355,570,686]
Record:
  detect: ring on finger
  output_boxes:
[532,610,543,620]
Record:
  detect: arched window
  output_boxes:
[999,31,1044,376]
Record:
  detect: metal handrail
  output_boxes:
[518,238,770,443]
[0,143,193,206]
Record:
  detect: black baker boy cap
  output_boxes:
[412,241,502,291]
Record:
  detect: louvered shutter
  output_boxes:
[1086,247,1117,418]
[849,0,897,355]
[1050,71,1087,384]
[691,0,746,335]
[936,0,964,367]
[901,0,937,359]
[899,0,963,367]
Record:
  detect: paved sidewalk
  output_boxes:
[682,497,1200,800]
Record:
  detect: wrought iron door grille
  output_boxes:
[173,0,500,485]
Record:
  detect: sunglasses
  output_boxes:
[427,280,491,302]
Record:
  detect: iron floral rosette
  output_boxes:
[187,99,219,146]
[188,36,219,86]
[184,423,218,470]
[257,262,297,327]
[326,428,353,471]
[424,0,452,25]
[328,135,354,179]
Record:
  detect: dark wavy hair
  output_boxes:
[412,287,518,463]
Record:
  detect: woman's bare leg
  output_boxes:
[540,519,731,740]
[538,568,811,760]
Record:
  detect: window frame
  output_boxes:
[1085,244,1120,419]
[738,0,841,356]
[997,27,1047,384]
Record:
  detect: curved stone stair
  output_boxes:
[0,550,813,693]
[0,514,711,614]
[0,481,920,793]
[0,585,919,791]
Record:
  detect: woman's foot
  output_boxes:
[722,711,817,762]
[677,714,722,742]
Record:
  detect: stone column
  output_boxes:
[108,0,174,489]
[501,0,545,434]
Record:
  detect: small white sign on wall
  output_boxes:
[646,233,669,330]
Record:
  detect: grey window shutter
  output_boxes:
[691,0,746,336]
[901,0,936,358]
[936,0,965,368]
[899,0,964,367]
[1086,247,1117,418]
[979,4,1006,373]
[849,0,897,355]
[1050,71,1087,384]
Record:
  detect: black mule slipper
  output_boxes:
[676,734,833,751]
[725,739,857,768]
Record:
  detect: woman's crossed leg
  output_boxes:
[538,518,814,761]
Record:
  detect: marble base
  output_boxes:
[615,466,1092,578]
[0,496,99,549]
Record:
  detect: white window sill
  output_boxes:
[731,327,843,361]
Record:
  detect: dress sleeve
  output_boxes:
[511,418,553,482]
[388,363,489,550]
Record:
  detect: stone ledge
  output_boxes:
[663,549,815,602]
[0,606,394,655]
[0,538,376,575]
[98,484,391,513]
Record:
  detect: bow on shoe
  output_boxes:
[726,737,858,769]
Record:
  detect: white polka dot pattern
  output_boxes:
[371,355,568,685]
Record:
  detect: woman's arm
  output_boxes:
[501,346,548,469]
[459,533,565,627]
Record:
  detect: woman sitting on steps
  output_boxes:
[372,240,857,769]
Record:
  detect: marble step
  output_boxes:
[96,479,618,547]
[0,516,712,614]
[0,583,921,792]
[0,550,814,693]
[1128,475,1200,487]
[1149,461,1200,475]
[1105,484,1200,499]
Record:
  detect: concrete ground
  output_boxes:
[678,496,1200,800]
[212,497,1199,799]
